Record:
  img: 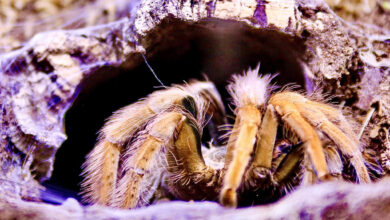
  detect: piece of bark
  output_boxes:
[0,0,390,215]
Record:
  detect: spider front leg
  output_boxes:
[220,105,261,207]
[219,66,273,207]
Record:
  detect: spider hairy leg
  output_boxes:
[302,154,317,184]
[269,98,331,181]
[220,66,272,207]
[223,113,241,170]
[113,111,184,209]
[270,92,371,183]
[297,103,371,183]
[323,145,343,179]
[220,105,261,207]
[102,102,153,144]
[273,143,304,184]
[244,105,279,192]
[305,101,359,146]
[251,105,278,170]
[188,81,227,143]
[81,140,121,205]
[166,113,219,201]
[81,102,152,205]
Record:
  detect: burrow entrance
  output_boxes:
[45,18,309,203]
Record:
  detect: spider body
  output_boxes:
[81,66,371,209]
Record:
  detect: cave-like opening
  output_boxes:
[44,18,309,204]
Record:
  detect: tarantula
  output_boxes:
[81,66,371,209]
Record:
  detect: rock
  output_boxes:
[1,178,390,219]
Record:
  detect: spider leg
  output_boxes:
[305,101,359,146]
[222,113,241,171]
[80,100,153,205]
[273,143,304,184]
[324,145,343,179]
[190,81,227,144]
[220,105,261,207]
[81,140,121,205]
[102,101,153,144]
[271,140,295,171]
[297,104,371,183]
[302,153,317,184]
[302,144,342,185]
[113,111,185,209]
[251,105,278,170]
[270,101,331,181]
[166,112,219,201]
[220,69,272,207]
[244,105,278,191]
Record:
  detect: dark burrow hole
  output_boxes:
[44,18,310,205]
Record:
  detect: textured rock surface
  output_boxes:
[0,16,145,198]
[0,0,390,217]
[1,178,390,219]
[0,0,134,53]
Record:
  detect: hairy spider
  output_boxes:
[81,66,371,209]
